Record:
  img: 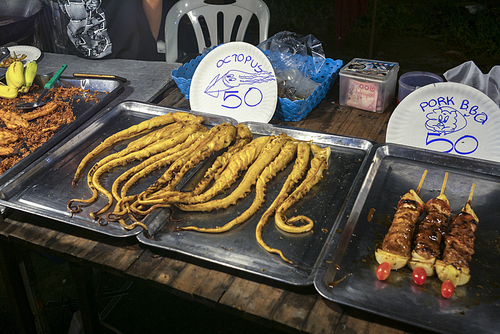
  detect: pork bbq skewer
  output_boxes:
[375,170,427,280]
[408,172,451,285]
[435,183,478,298]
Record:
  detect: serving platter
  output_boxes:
[0,102,235,237]
[137,122,374,286]
[314,143,500,334]
[0,75,123,188]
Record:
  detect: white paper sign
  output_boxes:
[190,42,277,123]
[387,82,500,162]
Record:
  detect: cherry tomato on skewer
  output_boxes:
[376,262,391,281]
[441,280,455,298]
[412,267,427,285]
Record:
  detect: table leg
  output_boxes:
[68,261,101,334]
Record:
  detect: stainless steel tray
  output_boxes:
[0,102,236,237]
[137,122,374,286]
[314,143,500,334]
[0,74,123,186]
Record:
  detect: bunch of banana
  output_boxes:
[1,60,38,99]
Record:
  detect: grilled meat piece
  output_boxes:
[413,198,451,260]
[442,211,477,268]
[381,192,424,259]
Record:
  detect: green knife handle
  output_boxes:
[44,64,68,89]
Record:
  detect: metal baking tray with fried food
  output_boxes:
[0,75,123,186]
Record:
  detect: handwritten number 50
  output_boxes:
[425,133,478,155]
[222,90,242,109]
[221,88,263,109]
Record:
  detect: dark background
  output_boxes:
[265,0,500,74]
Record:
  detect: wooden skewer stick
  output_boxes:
[468,183,475,204]
[416,170,428,195]
[440,172,448,195]
[436,172,449,201]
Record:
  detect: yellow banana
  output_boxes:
[5,65,13,87]
[6,61,25,89]
[19,60,37,93]
[0,84,18,99]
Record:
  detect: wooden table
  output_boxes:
[0,83,432,334]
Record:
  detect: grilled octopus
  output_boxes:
[174,134,290,213]
[130,123,238,216]
[132,123,254,207]
[67,122,206,218]
[255,141,311,264]
[71,111,202,186]
[110,132,205,218]
[178,140,298,233]
[274,144,330,234]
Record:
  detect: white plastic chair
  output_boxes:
[164,0,270,62]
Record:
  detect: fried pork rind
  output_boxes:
[0,109,29,129]
[20,101,59,121]
[0,146,15,156]
[0,129,19,145]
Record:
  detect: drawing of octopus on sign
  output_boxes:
[421,98,488,156]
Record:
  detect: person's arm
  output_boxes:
[142,0,163,40]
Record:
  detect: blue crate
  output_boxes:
[171,51,342,122]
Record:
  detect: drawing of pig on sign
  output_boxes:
[386,82,500,162]
[190,42,278,123]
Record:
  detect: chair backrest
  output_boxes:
[165,0,270,62]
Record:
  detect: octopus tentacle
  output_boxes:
[211,124,253,179]
[275,144,330,233]
[111,128,206,204]
[135,123,237,210]
[140,138,248,205]
[119,124,237,217]
[172,135,271,202]
[175,134,290,212]
[90,120,186,174]
[141,132,268,207]
[110,145,193,217]
[69,122,204,215]
[157,123,236,192]
[123,125,246,217]
[255,141,311,263]
[88,124,206,219]
[138,123,238,200]
[130,125,236,215]
[72,111,200,186]
[180,140,298,233]
[186,123,253,195]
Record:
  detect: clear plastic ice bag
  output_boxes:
[258,31,325,101]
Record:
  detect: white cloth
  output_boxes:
[444,60,500,106]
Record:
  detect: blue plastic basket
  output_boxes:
[171,52,342,122]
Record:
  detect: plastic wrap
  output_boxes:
[258,31,326,101]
